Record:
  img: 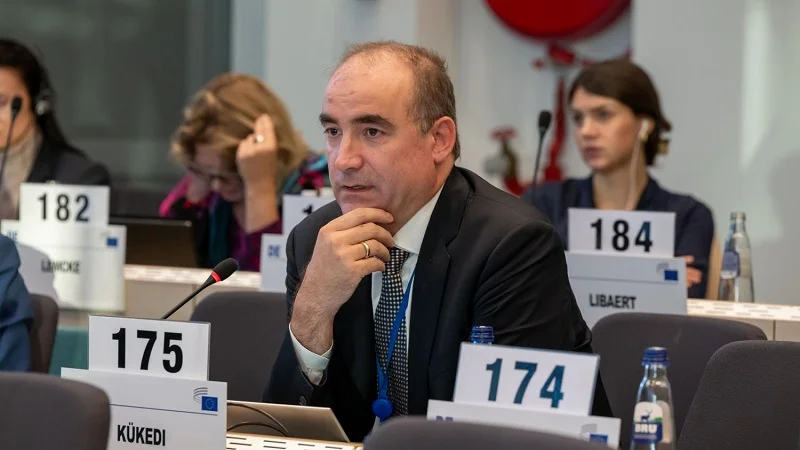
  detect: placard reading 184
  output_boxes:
[568,208,675,258]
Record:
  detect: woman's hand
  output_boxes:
[683,255,703,288]
[237,114,279,189]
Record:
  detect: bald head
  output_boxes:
[332,41,460,159]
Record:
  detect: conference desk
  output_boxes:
[226,432,362,449]
[56,264,800,342]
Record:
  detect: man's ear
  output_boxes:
[430,116,457,163]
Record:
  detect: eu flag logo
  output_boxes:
[664,269,678,281]
[201,396,218,412]
[589,434,609,443]
[106,237,118,248]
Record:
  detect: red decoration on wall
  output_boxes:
[483,0,631,195]
[485,0,630,40]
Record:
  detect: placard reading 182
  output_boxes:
[568,208,675,258]
[19,183,110,227]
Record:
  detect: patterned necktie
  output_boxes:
[374,246,411,415]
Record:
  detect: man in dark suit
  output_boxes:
[0,234,32,371]
[266,41,611,441]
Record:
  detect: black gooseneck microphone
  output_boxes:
[0,96,24,190]
[160,258,239,320]
[532,110,552,186]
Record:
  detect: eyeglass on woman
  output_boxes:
[187,163,242,185]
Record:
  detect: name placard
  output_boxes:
[282,194,334,237]
[19,183,110,227]
[62,368,226,450]
[0,220,125,311]
[568,208,675,258]
[89,316,210,380]
[452,343,599,416]
[260,234,287,293]
[427,400,620,448]
[566,252,687,328]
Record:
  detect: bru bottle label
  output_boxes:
[720,250,740,279]
[632,402,665,444]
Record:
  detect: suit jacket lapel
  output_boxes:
[335,266,376,403]
[408,168,470,413]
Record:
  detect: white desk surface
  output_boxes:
[59,265,800,342]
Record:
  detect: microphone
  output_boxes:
[160,258,239,320]
[0,96,23,190]
[532,110,552,186]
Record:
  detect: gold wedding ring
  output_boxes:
[254,135,265,143]
[361,241,371,259]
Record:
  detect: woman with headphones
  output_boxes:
[0,39,110,220]
[159,73,329,271]
[523,59,715,299]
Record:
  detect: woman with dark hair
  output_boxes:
[523,59,715,299]
[0,38,109,220]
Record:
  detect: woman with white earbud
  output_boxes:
[523,59,715,299]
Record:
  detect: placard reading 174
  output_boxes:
[453,342,600,416]
[568,208,675,258]
[19,183,110,227]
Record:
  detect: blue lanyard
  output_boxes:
[372,270,415,422]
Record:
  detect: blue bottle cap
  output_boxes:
[372,397,393,421]
[642,347,670,366]
[471,325,494,343]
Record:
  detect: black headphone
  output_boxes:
[32,58,53,116]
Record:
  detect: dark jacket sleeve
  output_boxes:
[74,160,111,186]
[264,227,318,405]
[0,237,33,371]
[473,220,581,350]
[471,219,613,417]
[676,202,715,299]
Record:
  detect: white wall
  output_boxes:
[232,0,630,186]
[633,0,800,304]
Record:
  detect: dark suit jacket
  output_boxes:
[266,167,612,441]
[0,235,33,371]
[26,137,110,186]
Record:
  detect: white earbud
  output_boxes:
[639,119,651,141]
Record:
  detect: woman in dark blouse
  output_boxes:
[523,59,714,299]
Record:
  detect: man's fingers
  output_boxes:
[341,223,394,250]
[328,208,394,231]
[354,257,386,278]
[348,239,391,263]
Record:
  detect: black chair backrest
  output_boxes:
[0,372,110,450]
[190,290,287,401]
[591,312,767,448]
[364,417,607,450]
[679,340,800,449]
[29,294,59,373]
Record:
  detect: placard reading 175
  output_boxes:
[19,183,110,227]
[568,208,675,258]
[453,342,600,416]
[88,316,210,380]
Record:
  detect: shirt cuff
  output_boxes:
[289,324,332,385]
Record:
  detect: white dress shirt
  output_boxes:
[289,188,444,384]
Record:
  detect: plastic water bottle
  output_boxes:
[470,326,494,344]
[718,212,754,302]
[630,347,675,450]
